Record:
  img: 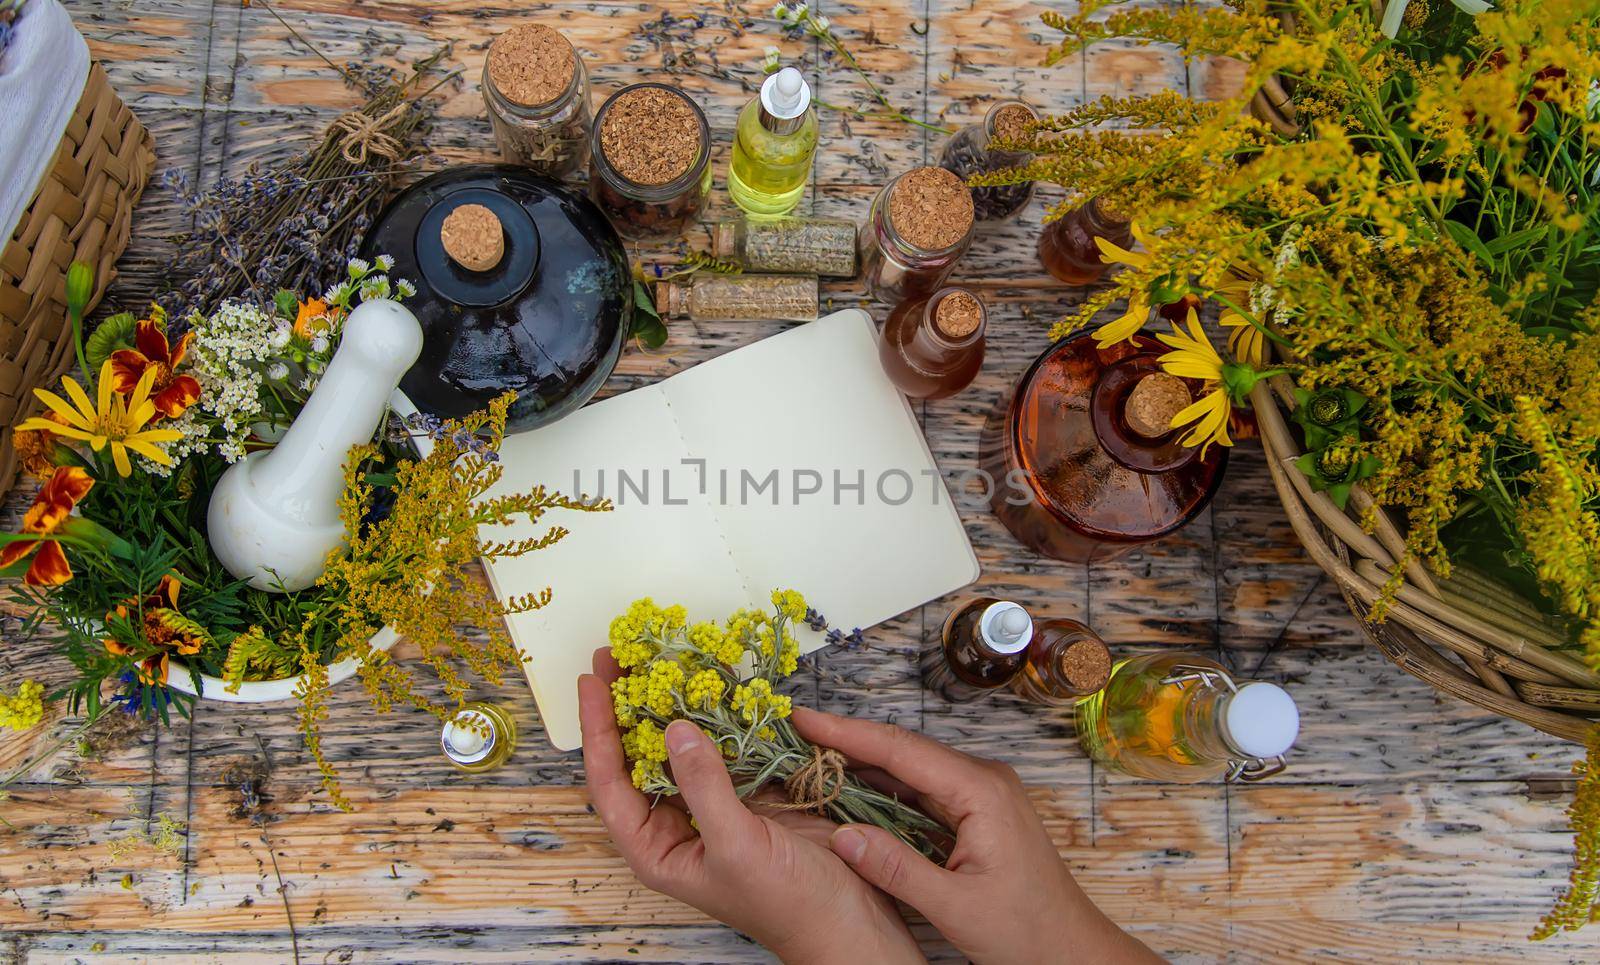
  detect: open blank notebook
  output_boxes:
[480,309,980,750]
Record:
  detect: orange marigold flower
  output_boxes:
[108,319,201,419]
[294,298,335,340]
[11,413,64,480]
[0,466,93,586]
[103,573,205,687]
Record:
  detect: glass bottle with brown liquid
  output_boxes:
[1011,618,1113,706]
[922,598,1034,702]
[1037,197,1133,286]
[979,330,1228,563]
[878,287,987,400]
[1075,653,1298,783]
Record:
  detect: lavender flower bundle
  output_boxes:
[160,45,454,318]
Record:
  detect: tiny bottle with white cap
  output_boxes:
[1075,653,1298,782]
[728,65,819,216]
[922,598,1035,702]
[442,701,519,774]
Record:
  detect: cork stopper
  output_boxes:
[934,289,983,339]
[711,221,737,258]
[656,280,686,319]
[1058,638,1111,693]
[1125,372,1191,439]
[988,102,1035,144]
[599,86,703,186]
[889,167,974,251]
[440,204,505,273]
[488,24,577,108]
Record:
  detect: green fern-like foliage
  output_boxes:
[221,629,298,693]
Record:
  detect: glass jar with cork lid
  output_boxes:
[483,24,593,180]
[878,286,987,400]
[979,331,1227,563]
[859,167,976,304]
[589,83,713,241]
[938,100,1039,223]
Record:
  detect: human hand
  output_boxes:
[792,708,1161,965]
[578,649,925,965]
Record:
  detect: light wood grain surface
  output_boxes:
[1,1,1596,962]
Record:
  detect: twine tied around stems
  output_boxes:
[771,746,848,813]
[331,104,411,165]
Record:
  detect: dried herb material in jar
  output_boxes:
[590,84,713,241]
[860,166,976,303]
[656,273,819,322]
[711,216,857,277]
[939,100,1038,222]
[484,24,593,179]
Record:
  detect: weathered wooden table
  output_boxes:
[2,1,1595,961]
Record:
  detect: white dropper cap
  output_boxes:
[977,601,1034,655]
[1223,682,1299,759]
[442,710,496,764]
[761,67,812,120]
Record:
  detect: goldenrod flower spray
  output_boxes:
[609,590,946,858]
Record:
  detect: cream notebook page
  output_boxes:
[480,309,980,750]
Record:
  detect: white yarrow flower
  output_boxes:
[396,278,417,299]
[373,253,395,271]
[346,257,371,279]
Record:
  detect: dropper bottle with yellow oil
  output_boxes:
[728,66,819,216]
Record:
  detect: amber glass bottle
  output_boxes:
[922,598,1034,702]
[979,331,1227,563]
[1011,619,1113,706]
[878,287,987,400]
[1037,197,1133,286]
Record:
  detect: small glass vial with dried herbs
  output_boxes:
[860,167,976,303]
[483,24,593,179]
[656,273,819,322]
[711,216,857,277]
[442,701,519,774]
[938,100,1039,222]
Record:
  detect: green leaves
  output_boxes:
[630,278,669,350]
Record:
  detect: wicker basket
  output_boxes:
[0,61,155,495]
[1252,377,1600,744]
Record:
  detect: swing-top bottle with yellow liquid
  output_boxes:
[728,67,819,216]
[1075,653,1298,783]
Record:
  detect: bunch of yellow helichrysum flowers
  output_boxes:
[607,590,946,858]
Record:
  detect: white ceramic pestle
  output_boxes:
[207,299,424,592]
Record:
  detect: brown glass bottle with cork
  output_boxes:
[1010,619,1113,705]
[1038,197,1133,286]
[980,331,1227,563]
[922,598,1034,702]
[878,287,986,399]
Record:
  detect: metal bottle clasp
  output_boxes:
[1160,664,1289,783]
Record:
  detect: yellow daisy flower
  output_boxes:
[1092,223,1155,349]
[1156,310,1234,460]
[18,361,183,477]
[1213,273,1267,368]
